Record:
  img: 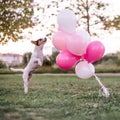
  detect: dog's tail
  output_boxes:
[10,67,24,72]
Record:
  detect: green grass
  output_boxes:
[0,74,120,120]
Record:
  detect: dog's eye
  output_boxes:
[38,39,42,41]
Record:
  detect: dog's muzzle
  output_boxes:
[44,38,47,42]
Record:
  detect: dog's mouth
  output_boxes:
[43,37,47,42]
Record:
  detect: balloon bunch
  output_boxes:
[52,9,110,97]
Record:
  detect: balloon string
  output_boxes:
[93,74,110,98]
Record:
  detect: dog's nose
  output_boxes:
[44,37,47,41]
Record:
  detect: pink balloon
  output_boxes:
[52,31,70,51]
[76,30,91,42]
[67,33,89,56]
[56,51,81,70]
[84,41,105,63]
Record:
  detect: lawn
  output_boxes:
[0,73,120,120]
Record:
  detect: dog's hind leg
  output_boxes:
[22,71,33,94]
[22,72,29,94]
[23,79,29,94]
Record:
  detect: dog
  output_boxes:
[10,37,49,94]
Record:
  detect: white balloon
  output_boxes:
[75,61,95,79]
[57,9,77,33]
[76,29,91,43]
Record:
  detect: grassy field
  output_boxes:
[0,73,120,120]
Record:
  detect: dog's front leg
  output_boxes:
[44,55,51,61]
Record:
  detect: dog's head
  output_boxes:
[31,38,47,46]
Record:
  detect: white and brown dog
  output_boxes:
[10,38,49,94]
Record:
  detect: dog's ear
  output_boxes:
[31,41,36,45]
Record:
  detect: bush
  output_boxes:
[116,58,120,66]
[0,60,6,68]
[34,66,74,74]
[22,52,32,65]
[95,64,120,73]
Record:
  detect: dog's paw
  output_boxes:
[24,87,28,94]
[47,57,51,61]
[45,55,51,61]
[24,82,28,94]
[24,86,28,94]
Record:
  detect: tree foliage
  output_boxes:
[0,0,119,44]
[0,0,34,44]
[35,0,120,37]
[103,16,120,30]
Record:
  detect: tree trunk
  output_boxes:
[86,0,90,35]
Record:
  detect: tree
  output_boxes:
[73,0,109,35]
[0,0,34,44]
[35,0,120,38]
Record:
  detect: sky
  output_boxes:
[0,0,120,55]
